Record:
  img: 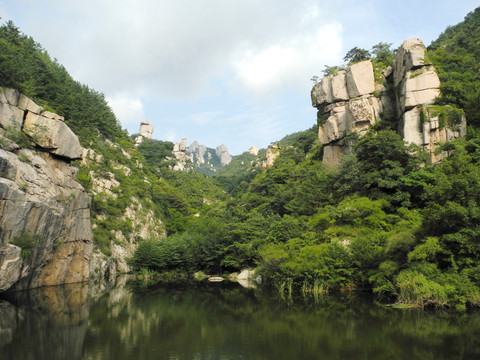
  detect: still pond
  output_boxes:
[1,277,479,359]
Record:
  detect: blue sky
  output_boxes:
[1,0,478,154]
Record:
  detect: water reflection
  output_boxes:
[1,278,480,359]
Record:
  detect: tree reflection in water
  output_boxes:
[1,277,480,360]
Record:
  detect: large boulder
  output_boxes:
[0,88,23,131]
[346,96,381,134]
[346,60,375,98]
[330,70,349,102]
[311,76,332,107]
[396,68,441,114]
[17,94,43,114]
[139,119,154,139]
[0,102,24,131]
[22,112,83,160]
[398,107,424,145]
[318,106,348,144]
[393,38,430,88]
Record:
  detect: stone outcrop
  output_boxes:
[215,144,232,166]
[134,119,154,145]
[262,144,280,169]
[183,140,232,173]
[80,141,164,284]
[311,39,466,165]
[188,141,208,165]
[248,146,259,156]
[0,88,82,160]
[23,112,83,159]
[392,39,466,163]
[171,138,193,171]
[0,88,91,292]
[312,60,381,166]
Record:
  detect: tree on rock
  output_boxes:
[343,47,371,64]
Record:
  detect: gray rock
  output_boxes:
[393,38,429,88]
[311,38,464,166]
[215,144,232,166]
[0,102,24,131]
[0,149,92,292]
[248,146,259,156]
[330,70,349,102]
[346,60,375,98]
[17,94,43,114]
[23,112,83,160]
[139,119,153,139]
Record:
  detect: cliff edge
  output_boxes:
[0,87,92,291]
[312,39,466,166]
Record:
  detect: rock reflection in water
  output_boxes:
[0,282,89,360]
[1,278,480,360]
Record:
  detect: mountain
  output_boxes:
[2,6,480,310]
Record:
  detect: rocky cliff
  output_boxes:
[311,39,466,166]
[80,141,165,283]
[0,87,92,292]
[169,139,233,175]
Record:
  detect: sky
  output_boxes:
[1,0,478,155]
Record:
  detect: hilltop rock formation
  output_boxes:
[188,141,208,164]
[172,138,193,171]
[134,119,154,145]
[262,144,280,170]
[248,146,259,156]
[0,88,92,292]
[215,144,232,166]
[173,140,233,174]
[311,39,466,166]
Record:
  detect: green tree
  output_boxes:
[343,47,371,64]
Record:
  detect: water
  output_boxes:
[1,277,480,360]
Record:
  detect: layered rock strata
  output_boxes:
[0,87,92,292]
[311,39,466,165]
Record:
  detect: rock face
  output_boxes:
[215,144,232,166]
[80,141,164,284]
[248,146,259,156]
[172,138,194,171]
[23,112,83,159]
[179,140,232,174]
[134,120,154,145]
[262,144,280,169]
[188,141,208,164]
[0,88,91,292]
[312,60,381,166]
[311,39,466,165]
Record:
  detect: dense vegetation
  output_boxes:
[0,21,126,143]
[132,8,480,310]
[2,8,480,310]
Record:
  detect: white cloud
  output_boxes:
[106,93,145,128]
[232,23,343,96]
[234,46,301,93]
[190,110,223,125]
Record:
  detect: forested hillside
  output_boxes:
[0,20,228,277]
[131,8,480,310]
[2,7,480,310]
